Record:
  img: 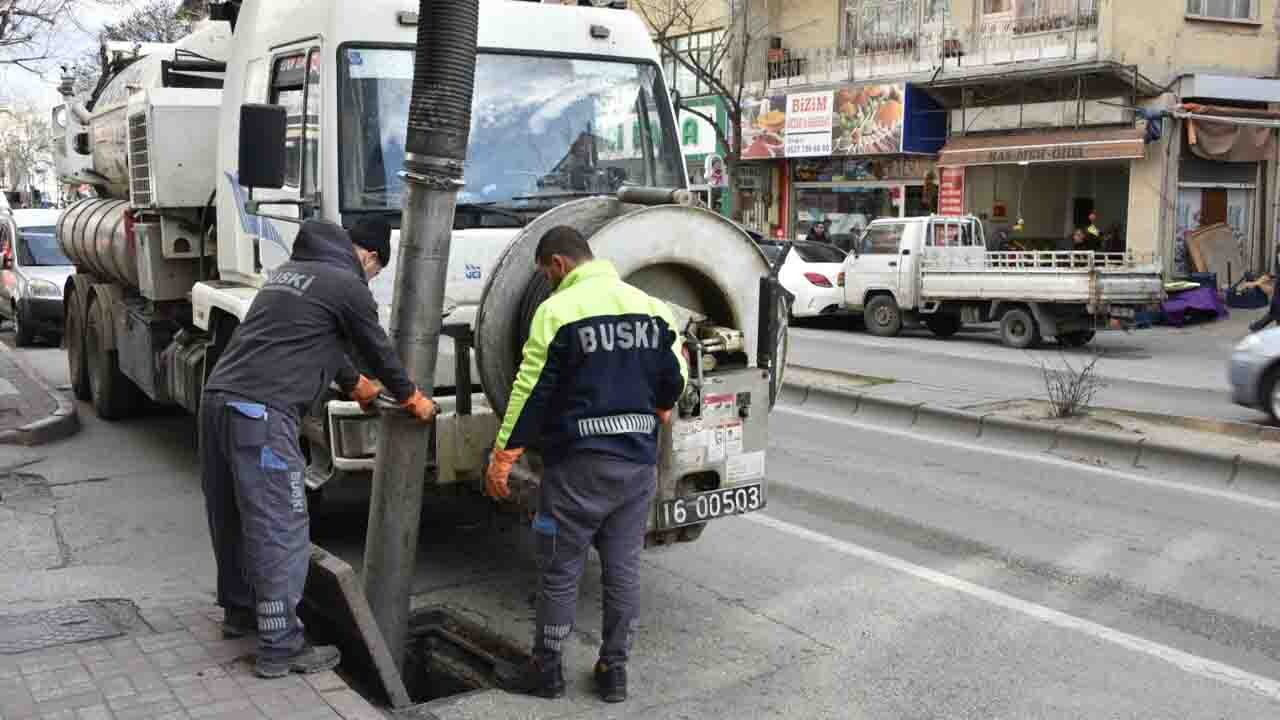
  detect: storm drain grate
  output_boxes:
[0,604,123,654]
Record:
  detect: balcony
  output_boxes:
[759,3,1100,92]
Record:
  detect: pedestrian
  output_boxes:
[485,226,687,703]
[807,221,831,243]
[1241,271,1279,332]
[200,217,437,679]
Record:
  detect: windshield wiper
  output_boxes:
[456,202,528,224]
[511,191,606,202]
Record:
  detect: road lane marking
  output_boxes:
[776,405,1280,514]
[746,512,1280,703]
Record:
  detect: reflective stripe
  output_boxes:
[257,600,285,616]
[577,413,657,437]
[258,616,289,632]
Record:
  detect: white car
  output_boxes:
[760,240,848,319]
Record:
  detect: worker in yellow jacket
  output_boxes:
[485,225,687,703]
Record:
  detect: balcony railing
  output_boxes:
[760,3,1100,91]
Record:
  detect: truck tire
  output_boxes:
[12,302,34,347]
[1058,330,1095,348]
[1000,307,1041,349]
[85,293,142,420]
[925,314,961,339]
[65,287,92,401]
[864,295,902,337]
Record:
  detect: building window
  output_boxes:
[1186,0,1255,21]
[660,29,724,99]
[840,1,951,53]
[981,0,1098,29]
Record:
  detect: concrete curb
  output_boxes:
[0,343,79,446]
[779,380,1280,486]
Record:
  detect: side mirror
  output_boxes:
[238,104,288,190]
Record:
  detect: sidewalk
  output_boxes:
[0,343,77,446]
[0,602,384,720]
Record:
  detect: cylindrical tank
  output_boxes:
[475,199,787,416]
[57,198,138,288]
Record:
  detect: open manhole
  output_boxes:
[402,607,528,702]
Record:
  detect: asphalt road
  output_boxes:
[5,338,1280,717]
[787,312,1268,424]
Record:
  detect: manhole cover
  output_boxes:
[0,604,123,654]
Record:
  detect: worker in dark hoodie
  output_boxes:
[200,217,436,679]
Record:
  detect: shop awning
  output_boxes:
[937,127,1147,167]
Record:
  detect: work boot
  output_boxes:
[254,644,341,679]
[496,656,565,699]
[594,660,627,703]
[221,607,256,639]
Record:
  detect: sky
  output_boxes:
[0,1,134,110]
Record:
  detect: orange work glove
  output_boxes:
[349,375,381,412]
[485,448,525,500]
[656,408,673,425]
[400,390,437,423]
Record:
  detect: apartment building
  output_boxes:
[720,0,1280,275]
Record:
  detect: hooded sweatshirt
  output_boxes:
[205,219,415,418]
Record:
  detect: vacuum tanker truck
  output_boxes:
[53,0,788,546]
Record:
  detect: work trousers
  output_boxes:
[532,452,656,667]
[1251,297,1280,333]
[200,391,310,659]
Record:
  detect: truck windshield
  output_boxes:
[339,48,683,215]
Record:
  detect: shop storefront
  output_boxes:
[791,156,938,250]
[740,82,945,242]
[678,97,731,217]
[937,127,1146,251]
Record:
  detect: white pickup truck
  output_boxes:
[841,215,1164,348]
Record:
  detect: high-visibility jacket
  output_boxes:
[495,260,688,466]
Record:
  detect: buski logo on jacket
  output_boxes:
[577,318,664,354]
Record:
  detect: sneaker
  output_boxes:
[221,607,256,639]
[254,644,341,679]
[594,660,627,703]
[496,657,565,699]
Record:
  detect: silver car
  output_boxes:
[1230,327,1280,421]
[0,208,72,346]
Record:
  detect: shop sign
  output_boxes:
[784,91,834,157]
[793,157,934,183]
[602,99,725,163]
[939,167,964,215]
[742,83,941,161]
[678,100,722,158]
[938,128,1147,167]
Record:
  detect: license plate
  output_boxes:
[655,483,766,529]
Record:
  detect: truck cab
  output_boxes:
[842,215,984,315]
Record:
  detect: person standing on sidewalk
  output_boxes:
[485,226,687,703]
[201,218,437,679]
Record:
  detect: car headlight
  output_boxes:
[1236,334,1263,353]
[26,279,60,298]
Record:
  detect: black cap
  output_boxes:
[349,217,392,268]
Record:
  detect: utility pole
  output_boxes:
[361,0,479,669]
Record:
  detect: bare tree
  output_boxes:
[0,107,54,195]
[68,0,207,97]
[632,0,769,221]
[0,0,81,73]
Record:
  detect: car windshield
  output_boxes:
[339,48,683,218]
[792,242,847,264]
[18,226,70,266]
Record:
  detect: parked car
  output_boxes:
[759,240,848,319]
[0,208,71,346]
[841,215,1164,348]
[1230,328,1280,421]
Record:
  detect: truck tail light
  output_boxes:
[804,272,833,288]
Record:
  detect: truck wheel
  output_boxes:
[1264,367,1280,424]
[1058,330,1095,348]
[86,294,142,420]
[864,295,902,337]
[1000,307,1041,349]
[925,315,961,339]
[11,302,34,347]
[65,288,92,401]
